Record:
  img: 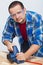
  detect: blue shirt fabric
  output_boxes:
[2,11,43,57]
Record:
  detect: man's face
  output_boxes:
[9,4,26,23]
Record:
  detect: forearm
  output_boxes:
[3,40,14,51]
[24,44,40,59]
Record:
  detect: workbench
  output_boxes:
[0,51,43,65]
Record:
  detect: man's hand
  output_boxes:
[16,44,40,61]
[4,40,15,52]
[16,52,27,61]
[7,43,15,52]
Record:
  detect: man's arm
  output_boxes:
[24,44,40,59]
[16,13,43,60]
[25,13,42,59]
[16,44,40,61]
[2,16,16,51]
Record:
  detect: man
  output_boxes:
[2,1,43,61]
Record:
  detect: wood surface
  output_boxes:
[0,51,43,65]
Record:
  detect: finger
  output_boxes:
[16,52,20,55]
[16,56,22,60]
[16,53,22,57]
[8,46,13,52]
[12,44,15,46]
[11,47,13,51]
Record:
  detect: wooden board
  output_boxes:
[18,62,41,65]
[0,51,43,65]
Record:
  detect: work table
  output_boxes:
[0,51,43,65]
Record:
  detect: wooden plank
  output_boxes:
[0,51,43,65]
[0,51,17,65]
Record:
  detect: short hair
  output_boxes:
[8,1,24,13]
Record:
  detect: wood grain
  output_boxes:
[0,51,43,65]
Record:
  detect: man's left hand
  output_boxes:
[16,52,26,61]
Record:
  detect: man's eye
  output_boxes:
[13,14,16,16]
[11,14,16,17]
[17,11,22,14]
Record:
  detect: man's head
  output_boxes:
[8,1,26,23]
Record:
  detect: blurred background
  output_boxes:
[0,0,43,52]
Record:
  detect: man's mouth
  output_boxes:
[16,18,22,22]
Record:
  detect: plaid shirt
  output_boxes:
[2,11,43,57]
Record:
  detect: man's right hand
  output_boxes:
[7,43,14,52]
[4,40,15,52]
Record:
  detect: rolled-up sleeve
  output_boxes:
[32,14,43,46]
[2,16,16,43]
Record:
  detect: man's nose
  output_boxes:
[16,14,19,18]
